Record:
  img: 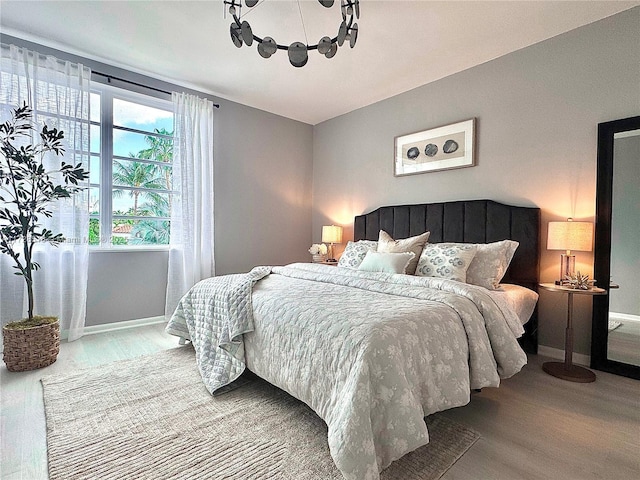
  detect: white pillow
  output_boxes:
[466,240,519,290]
[358,251,415,274]
[415,243,478,282]
[337,240,378,269]
[377,230,430,275]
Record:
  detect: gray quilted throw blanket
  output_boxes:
[165,266,271,394]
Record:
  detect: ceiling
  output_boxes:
[1,1,638,125]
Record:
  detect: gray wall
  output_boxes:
[1,34,314,327]
[311,8,640,355]
[610,134,640,316]
[214,99,313,276]
[86,251,169,326]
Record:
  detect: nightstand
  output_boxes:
[319,261,338,266]
[539,283,606,383]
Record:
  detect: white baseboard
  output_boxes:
[609,312,640,324]
[0,316,166,353]
[61,316,166,340]
[537,345,591,367]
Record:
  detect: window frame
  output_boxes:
[90,83,174,251]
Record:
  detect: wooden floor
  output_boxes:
[1,323,639,480]
[609,320,640,366]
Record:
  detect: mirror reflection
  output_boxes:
[607,129,640,367]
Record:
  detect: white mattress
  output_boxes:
[486,284,539,326]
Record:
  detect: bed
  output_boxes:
[166,199,540,480]
[353,199,540,353]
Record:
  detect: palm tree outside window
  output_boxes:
[89,85,174,247]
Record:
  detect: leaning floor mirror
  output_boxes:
[591,115,640,380]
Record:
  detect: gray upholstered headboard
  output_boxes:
[353,199,540,352]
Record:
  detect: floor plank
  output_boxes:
[608,320,640,366]
[441,356,640,480]
[1,323,639,480]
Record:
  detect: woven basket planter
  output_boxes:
[3,318,60,372]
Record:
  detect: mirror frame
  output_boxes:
[591,115,640,379]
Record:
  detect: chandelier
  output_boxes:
[224,0,360,67]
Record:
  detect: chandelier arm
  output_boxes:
[228,0,359,65]
[231,13,353,52]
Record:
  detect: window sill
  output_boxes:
[89,245,169,253]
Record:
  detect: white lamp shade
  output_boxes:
[322,225,343,244]
[547,220,593,252]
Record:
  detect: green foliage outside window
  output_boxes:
[89,218,99,245]
[94,128,173,246]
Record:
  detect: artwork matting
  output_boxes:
[394,118,476,176]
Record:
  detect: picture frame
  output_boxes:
[394,118,476,176]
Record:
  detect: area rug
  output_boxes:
[42,346,479,480]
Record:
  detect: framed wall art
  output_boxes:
[394,118,476,176]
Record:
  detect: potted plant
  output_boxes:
[0,104,89,372]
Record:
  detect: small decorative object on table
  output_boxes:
[563,271,591,290]
[309,243,328,263]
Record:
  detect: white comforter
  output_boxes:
[166,263,527,480]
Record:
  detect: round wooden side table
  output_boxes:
[539,283,607,383]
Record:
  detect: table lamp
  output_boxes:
[322,225,343,263]
[547,218,593,284]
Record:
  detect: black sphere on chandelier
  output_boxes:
[224,0,360,68]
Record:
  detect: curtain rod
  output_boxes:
[92,71,220,108]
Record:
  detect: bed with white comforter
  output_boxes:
[166,262,528,480]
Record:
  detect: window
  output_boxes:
[89,85,174,247]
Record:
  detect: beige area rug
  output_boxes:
[42,346,479,480]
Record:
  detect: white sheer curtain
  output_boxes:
[165,92,215,318]
[0,43,91,341]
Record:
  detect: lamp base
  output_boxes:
[542,361,596,383]
[558,253,576,284]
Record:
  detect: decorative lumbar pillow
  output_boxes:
[466,240,519,290]
[376,230,430,275]
[358,251,416,274]
[337,240,378,269]
[415,243,478,282]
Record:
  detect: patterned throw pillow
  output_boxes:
[415,243,478,283]
[357,251,416,274]
[337,240,378,269]
[376,230,430,275]
[466,240,519,290]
